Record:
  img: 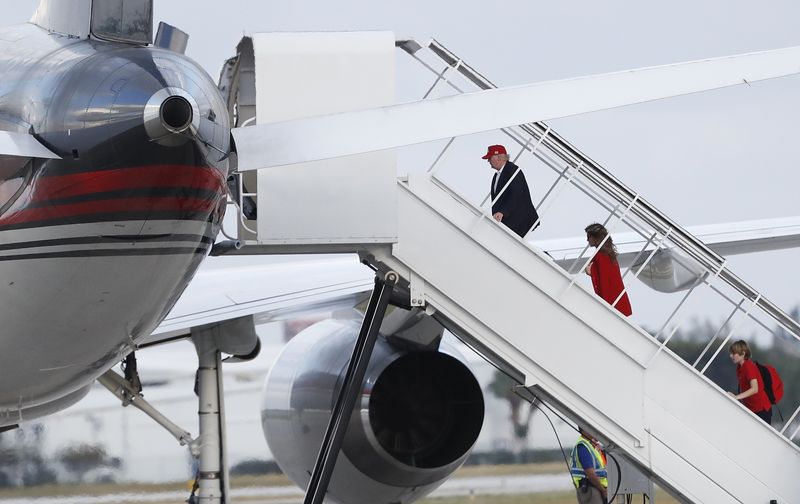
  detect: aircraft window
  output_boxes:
[0,156,31,211]
[91,0,153,45]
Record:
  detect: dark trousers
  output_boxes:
[576,485,604,504]
[755,408,772,425]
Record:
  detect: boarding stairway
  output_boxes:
[376,40,800,503]
[360,171,799,503]
[223,34,800,504]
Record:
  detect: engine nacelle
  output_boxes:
[633,247,706,293]
[262,317,484,504]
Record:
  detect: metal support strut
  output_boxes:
[98,368,194,447]
[303,271,398,504]
[191,332,230,504]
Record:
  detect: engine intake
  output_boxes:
[262,318,484,504]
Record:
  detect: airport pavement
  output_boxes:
[0,472,573,503]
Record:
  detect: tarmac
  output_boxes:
[0,473,573,503]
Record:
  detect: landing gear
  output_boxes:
[189,331,229,503]
[101,317,258,504]
[98,360,194,446]
[100,345,229,504]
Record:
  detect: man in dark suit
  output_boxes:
[483,144,539,237]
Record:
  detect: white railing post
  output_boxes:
[700,294,762,375]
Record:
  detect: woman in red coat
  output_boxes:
[584,223,632,316]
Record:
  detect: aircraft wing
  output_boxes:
[542,215,800,268]
[142,255,373,346]
[0,130,60,159]
[541,216,800,292]
[233,45,800,171]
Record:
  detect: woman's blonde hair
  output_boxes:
[729,339,751,360]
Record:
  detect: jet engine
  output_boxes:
[262,315,484,504]
[632,248,707,293]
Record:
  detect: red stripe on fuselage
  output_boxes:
[31,165,225,202]
[0,165,226,227]
[0,197,218,226]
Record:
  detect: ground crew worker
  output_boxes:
[570,426,609,504]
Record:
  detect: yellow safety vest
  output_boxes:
[569,437,608,488]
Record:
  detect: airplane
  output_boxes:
[2,1,800,503]
[0,0,231,427]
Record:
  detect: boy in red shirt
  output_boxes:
[728,340,772,425]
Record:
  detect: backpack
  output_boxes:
[754,361,784,405]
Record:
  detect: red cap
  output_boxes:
[481,144,507,159]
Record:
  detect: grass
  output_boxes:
[0,472,293,498]
[0,480,190,498]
